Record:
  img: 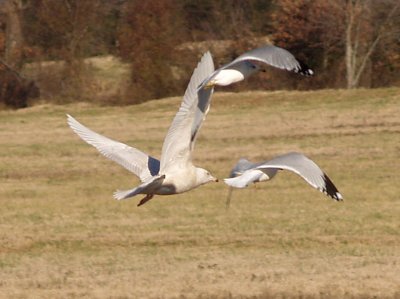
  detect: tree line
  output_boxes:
[0,0,399,108]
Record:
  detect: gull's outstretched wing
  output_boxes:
[224,152,343,201]
[224,45,314,75]
[199,45,313,89]
[160,52,214,171]
[67,114,160,182]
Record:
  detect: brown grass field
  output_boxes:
[0,88,399,298]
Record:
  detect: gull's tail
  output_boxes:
[114,174,166,201]
[113,187,142,200]
[223,177,249,189]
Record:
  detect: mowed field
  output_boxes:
[0,88,399,298]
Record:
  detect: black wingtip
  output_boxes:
[323,174,343,201]
[295,61,314,77]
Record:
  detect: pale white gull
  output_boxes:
[67,52,217,206]
[224,152,343,209]
[199,44,314,89]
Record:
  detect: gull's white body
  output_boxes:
[67,52,217,206]
[210,63,257,86]
[224,152,343,208]
[239,168,277,184]
[112,165,214,200]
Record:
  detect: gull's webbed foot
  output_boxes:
[137,194,154,206]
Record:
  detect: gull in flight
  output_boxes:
[200,44,314,89]
[190,45,314,153]
[67,52,218,206]
[224,152,343,209]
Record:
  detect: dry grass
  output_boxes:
[0,88,399,299]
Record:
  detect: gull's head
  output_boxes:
[196,168,218,185]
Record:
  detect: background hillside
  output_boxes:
[0,0,399,108]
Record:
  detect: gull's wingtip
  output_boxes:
[66,114,75,128]
[113,189,129,201]
[199,51,212,64]
[66,114,83,133]
[296,61,314,76]
[303,68,314,76]
[325,190,343,202]
[322,173,343,202]
[203,50,212,58]
[66,113,77,125]
[336,192,344,201]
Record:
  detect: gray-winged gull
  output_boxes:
[224,152,343,209]
[67,52,218,206]
[191,45,314,152]
[199,44,314,89]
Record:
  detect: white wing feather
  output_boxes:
[160,52,214,172]
[67,114,160,182]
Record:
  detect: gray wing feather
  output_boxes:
[67,114,160,182]
[222,45,313,75]
[255,152,343,201]
[199,45,313,89]
[190,86,214,148]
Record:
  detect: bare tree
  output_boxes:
[0,0,24,69]
[272,0,400,89]
[345,0,400,88]
[271,0,344,89]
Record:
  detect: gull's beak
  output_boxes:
[203,81,215,89]
[213,177,219,183]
